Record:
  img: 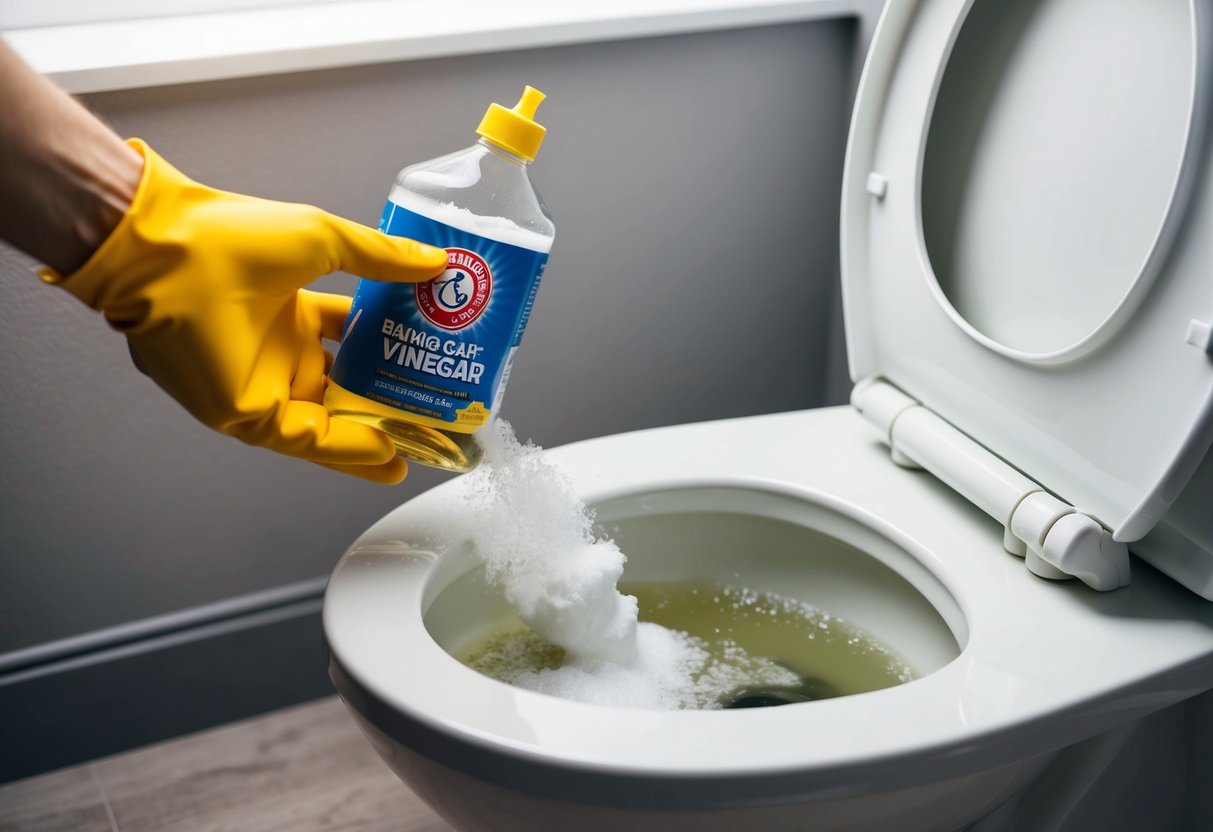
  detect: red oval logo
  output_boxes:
[415,248,493,331]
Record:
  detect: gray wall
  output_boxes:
[0,17,853,664]
[1,21,857,657]
[0,20,864,781]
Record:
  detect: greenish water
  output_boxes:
[458,581,917,709]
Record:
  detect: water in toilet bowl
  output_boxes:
[440,422,917,709]
[459,581,917,709]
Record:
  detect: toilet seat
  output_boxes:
[840,0,1213,588]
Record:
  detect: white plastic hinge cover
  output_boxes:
[1040,513,1131,591]
[1011,491,1076,583]
[1010,491,1072,551]
[850,377,916,441]
[1186,319,1213,353]
[853,378,1131,592]
[1003,525,1027,557]
[866,172,888,199]
[1025,550,1070,582]
[1010,492,1130,591]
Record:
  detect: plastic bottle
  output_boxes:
[325,86,555,472]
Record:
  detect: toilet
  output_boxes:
[323,0,1213,830]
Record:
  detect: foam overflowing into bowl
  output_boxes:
[455,421,800,709]
[463,422,639,666]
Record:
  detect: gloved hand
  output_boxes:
[39,139,448,484]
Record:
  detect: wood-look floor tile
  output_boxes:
[95,697,452,832]
[0,765,114,832]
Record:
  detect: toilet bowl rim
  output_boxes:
[323,409,1213,786]
[321,469,1091,783]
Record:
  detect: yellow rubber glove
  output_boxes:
[40,139,449,484]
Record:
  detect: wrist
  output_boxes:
[0,40,142,275]
[42,129,143,274]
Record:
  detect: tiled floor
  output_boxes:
[0,698,454,832]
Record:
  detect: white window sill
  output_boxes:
[6,0,881,95]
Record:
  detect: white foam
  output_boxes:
[457,421,800,710]
[462,422,638,666]
[388,187,554,253]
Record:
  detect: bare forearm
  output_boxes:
[0,38,142,274]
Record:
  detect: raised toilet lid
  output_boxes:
[841,0,1213,546]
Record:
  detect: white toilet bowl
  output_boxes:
[325,410,1213,831]
[324,0,1213,828]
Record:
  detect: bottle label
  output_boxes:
[329,200,548,432]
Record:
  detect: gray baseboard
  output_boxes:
[0,580,333,784]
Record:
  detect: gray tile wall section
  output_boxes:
[0,19,860,778]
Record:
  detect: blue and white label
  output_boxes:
[329,200,549,431]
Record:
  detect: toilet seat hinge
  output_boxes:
[851,378,1131,591]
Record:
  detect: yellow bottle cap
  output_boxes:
[476,86,548,162]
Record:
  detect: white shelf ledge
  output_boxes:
[5,0,882,95]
